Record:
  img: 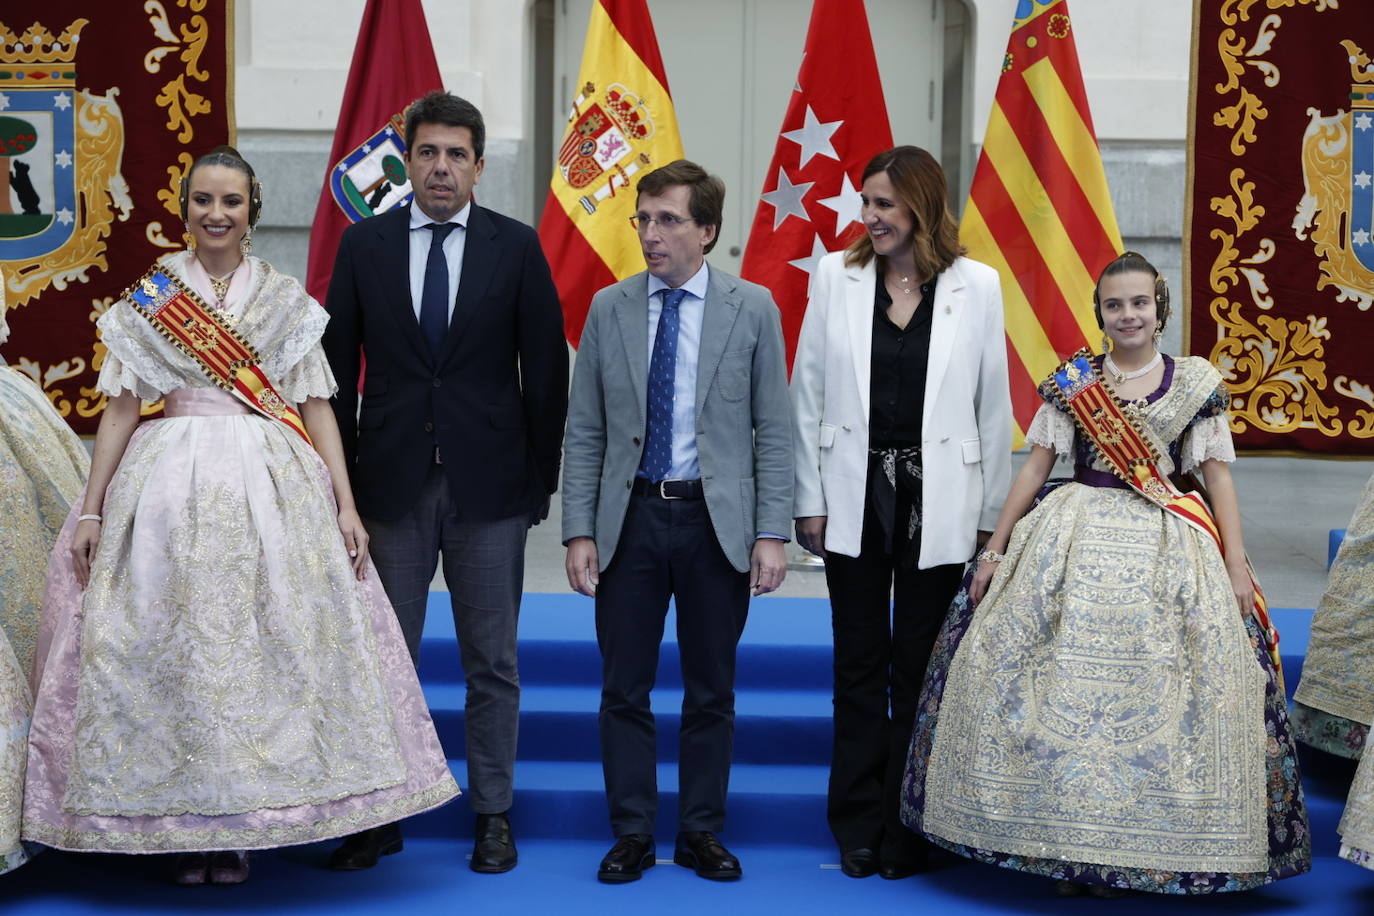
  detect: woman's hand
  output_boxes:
[795,516,827,558]
[1228,561,1254,621]
[338,508,370,580]
[969,557,999,605]
[71,519,102,589]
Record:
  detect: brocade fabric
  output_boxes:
[20,254,459,852]
[904,355,1311,891]
[0,367,89,874]
[1293,469,1374,755]
[1340,728,1374,869]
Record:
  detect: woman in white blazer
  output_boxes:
[791,146,1012,880]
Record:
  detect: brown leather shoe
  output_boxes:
[598,834,656,883]
[208,851,250,885]
[673,831,742,880]
[328,824,403,870]
[471,812,517,873]
[172,852,209,886]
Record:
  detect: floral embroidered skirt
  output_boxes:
[901,482,1310,893]
[1,366,89,874]
[22,397,459,853]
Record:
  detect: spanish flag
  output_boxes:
[537,0,685,346]
[962,0,1122,443]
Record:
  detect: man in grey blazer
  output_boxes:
[562,160,793,883]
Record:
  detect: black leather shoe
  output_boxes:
[878,856,923,880]
[839,847,878,878]
[328,824,403,870]
[673,831,742,880]
[471,812,518,873]
[598,834,656,883]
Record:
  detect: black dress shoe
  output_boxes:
[673,831,742,880]
[839,847,878,878]
[598,834,656,883]
[471,812,518,873]
[878,856,923,880]
[328,824,403,870]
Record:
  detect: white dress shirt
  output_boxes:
[407,200,471,323]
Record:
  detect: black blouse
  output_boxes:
[869,274,936,448]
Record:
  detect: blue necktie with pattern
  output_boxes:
[639,287,686,482]
[419,222,456,358]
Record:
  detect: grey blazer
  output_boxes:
[562,265,793,573]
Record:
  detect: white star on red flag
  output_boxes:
[782,106,843,168]
[740,0,893,368]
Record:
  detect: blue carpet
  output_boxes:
[4,595,1370,913]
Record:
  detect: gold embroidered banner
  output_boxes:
[0,2,234,433]
[1185,0,1374,455]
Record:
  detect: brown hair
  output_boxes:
[636,159,725,254]
[843,145,964,278]
[1092,251,1171,330]
[179,145,263,227]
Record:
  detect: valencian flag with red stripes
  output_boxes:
[740,0,892,369]
[539,0,685,347]
[305,0,442,306]
[963,0,1122,444]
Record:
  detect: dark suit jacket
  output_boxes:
[323,203,568,523]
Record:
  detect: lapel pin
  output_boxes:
[945,305,951,314]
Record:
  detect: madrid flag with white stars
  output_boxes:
[739,0,892,369]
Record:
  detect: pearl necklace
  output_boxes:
[1104,349,1162,384]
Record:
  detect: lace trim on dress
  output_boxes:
[1180,414,1236,473]
[1025,402,1075,457]
[95,351,163,400]
[275,344,338,405]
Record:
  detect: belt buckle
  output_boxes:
[658,478,685,500]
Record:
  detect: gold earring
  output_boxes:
[1152,326,1163,344]
[183,222,196,251]
[1101,333,1112,354]
[240,228,253,255]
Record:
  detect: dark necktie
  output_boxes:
[419,222,457,358]
[639,287,686,482]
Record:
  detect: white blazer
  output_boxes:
[791,252,1012,568]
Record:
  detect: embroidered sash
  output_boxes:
[1048,349,1281,679]
[122,266,313,445]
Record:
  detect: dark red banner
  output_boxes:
[0,4,233,432]
[1186,1,1374,455]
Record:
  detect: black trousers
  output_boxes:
[823,490,963,857]
[595,492,750,836]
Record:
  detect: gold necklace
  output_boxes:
[893,274,917,295]
[198,258,240,306]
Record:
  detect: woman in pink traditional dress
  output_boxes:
[0,287,90,877]
[21,147,459,885]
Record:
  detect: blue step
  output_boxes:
[1330,528,1346,569]
[424,682,832,765]
[409,760,831,846]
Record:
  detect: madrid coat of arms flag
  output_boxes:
[1186,0,1374,455]
[739,0,892,371]
[0,5,233,433]
[538,0,685,347]
[305,0,443,307]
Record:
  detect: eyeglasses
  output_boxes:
[629,214,698,232]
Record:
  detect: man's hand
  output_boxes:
[750,538,787,596]
[794,516,827,558]
[565,536,600,596]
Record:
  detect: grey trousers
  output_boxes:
[365,462,527,814]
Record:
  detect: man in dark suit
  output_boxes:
[562,160,793,883]
[322,91,568,874]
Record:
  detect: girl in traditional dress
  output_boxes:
[901,252,1310,896]
[21,147,459,885]
[0,287,90,876]
[1292,474,1374,757]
